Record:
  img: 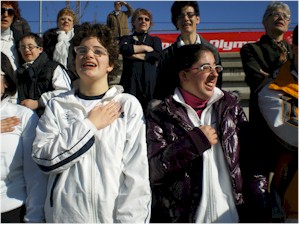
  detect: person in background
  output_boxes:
[255,25,298,223]
[239,3,293,221]
[119,8,162,110]
[1,1,30,72]
[43,7,79,83]
[1,52,47,223]
[17,33,72,117]
[11,16,31,35]
[146,44,250,223]
[240,1,293,121]
[106,1,133,42]
[154,1,222,100]
[32,22,151,223]
[1,1,31,104]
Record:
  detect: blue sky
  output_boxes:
[18,1,298,35]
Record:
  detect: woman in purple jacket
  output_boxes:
[146,44,253,223]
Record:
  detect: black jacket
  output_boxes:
[16,52,61,117]
[42,25,80,81]
[119,33,162,110]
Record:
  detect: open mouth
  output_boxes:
[82,62,97,68]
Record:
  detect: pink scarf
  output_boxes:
[179,87,208,118]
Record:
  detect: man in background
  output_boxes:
[106,1,133,42]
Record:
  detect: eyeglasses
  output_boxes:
[178,12,196,20]
[1,7,14,16]
[74,46,108,56]
[137,17,150,22]
[19,45,40,51]
[186,64,223,73]
[269,11,291,21]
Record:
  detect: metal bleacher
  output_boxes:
[220,52,250,118]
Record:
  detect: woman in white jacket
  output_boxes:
[1,52,48,223]
[32,22,151,223]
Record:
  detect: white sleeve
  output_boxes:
[32,99,97,175]
[115,97,152,223]
[22,110,48,223]
[258,84,298,148]
[39,66,71,107]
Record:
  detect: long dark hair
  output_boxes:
[1,52,17,100]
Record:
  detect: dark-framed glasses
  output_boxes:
[186,64,223,73]
[19,45,40,51]
[137,17,150,22]
[178,12,196,20]
[269,11,291,21]
[74,46,108,56]
[1,7,14,16]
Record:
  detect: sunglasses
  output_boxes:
[1,7,14,16]
[137,17,150,22]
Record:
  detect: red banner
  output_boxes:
[152,31,293,52]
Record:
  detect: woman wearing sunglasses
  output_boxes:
[146,44,252,223]
[1,1,30,72]
[119,8,162,111]
[1,1,31,104]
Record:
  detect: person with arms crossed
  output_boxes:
[119,8,162,111]
[32,22,151,223]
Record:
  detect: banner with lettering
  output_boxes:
[152,31,293,52]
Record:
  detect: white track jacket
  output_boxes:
[32,85,151,223]
[1,98,47,222]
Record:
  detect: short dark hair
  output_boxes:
[1,52,17,99]
[73,22,120,82]
[171,1,200,29]
[293,25,298,46]
[19,32,43,47]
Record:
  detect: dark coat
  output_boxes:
[154,36,223,100]
[146,90,250,223]
[16,52,60,117]
[119,33,162,110]
[240,34,293,92]
[42,25,80,80]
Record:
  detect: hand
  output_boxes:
[259,69,269,77]
[145,45,154,52]
[1,116,20,133]
[88,101,121,130]
[21,99,39,110]
[120,1,127,6]
[199,125,218,145]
